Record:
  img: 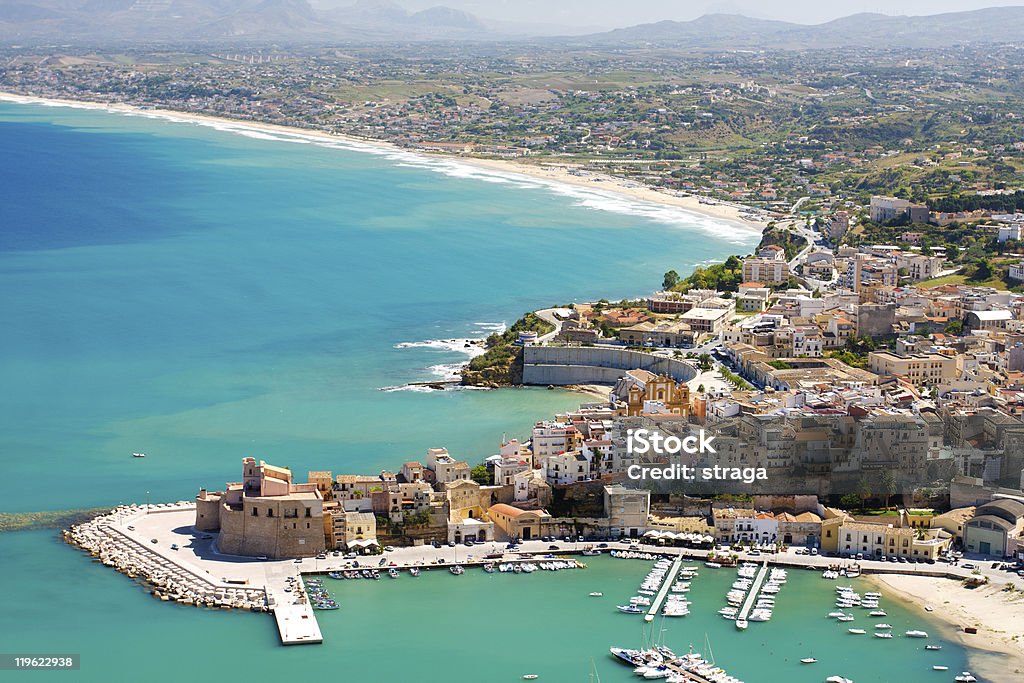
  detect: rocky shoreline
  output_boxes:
[64,503,269,612]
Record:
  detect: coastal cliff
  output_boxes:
[460,313,553,388]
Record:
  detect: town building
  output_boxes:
[195,457,325,559]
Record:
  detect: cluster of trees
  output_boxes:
[663,255,745,293]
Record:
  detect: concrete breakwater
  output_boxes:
[64,503,269,612]
[522,345,698,386]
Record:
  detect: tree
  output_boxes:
[856,476,873,512]
[470,465,492,486]
[944,319,964,336]
[697,353,713,371]
[724,255,742,270]
[662,270,680,290]
[839,493,860,510]
[880,470,898,511]
[972,258,993,281]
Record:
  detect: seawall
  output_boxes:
[521,346,698,386]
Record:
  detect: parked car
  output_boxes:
[170,543,179,550]
[810,548,819,556]
[431,540,442,548]
[548,545,560,551]
[962,562,977,569]
[343,552,357,559]
[447,541,456,547]
[384,546,395,552]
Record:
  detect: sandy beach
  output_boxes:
[868,573,1024,682]
[0,91,767,233]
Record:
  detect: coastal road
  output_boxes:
[535,307,569,343]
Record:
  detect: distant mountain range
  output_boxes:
[3,1,1024,46]
[582,7,1024,49]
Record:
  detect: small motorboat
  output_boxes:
[800,657,817,664]
[617,604,644,614]
[735,618,748,631]
[925,645,942,651]
[825,676,853,683]
[905,630,929,638]
[409,567,420,577]
[933,666,949,671]
[522,676,539,680]
[388,568,399,579]
[954,673,977,683]
[924,605,934,612]
[449,565,464,576]
[869,610,887,617]
[132,452,146,458]
[874,632,893,639]
[875,623,892,629]
[589,591,603,597]
[483,563,495,573]
[848,629,866,635]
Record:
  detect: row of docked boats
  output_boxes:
[610,550,662,561]
[609,644,743,683]
[301,578,339,611]
[618,558,681,616]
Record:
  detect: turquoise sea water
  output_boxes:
[0,102,973,682]
[0,532,971,683]
[0,100,755,514]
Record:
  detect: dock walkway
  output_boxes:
[737,561,769,623]
[645,556,682,623]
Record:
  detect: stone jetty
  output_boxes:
[64,503,268,612]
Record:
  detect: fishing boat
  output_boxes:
[388,568,399,578]
[800,658,817,664]
[449,565,464,576]
[905,630,929,638]
[616,604,644,614]
[954,673,977,682]
[409,567,420,577]
[925,645,942,651]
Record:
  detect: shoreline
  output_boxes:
[0,91,767,234]
[867,573,1024,682]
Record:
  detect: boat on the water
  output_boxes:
[450,565,464,576]
[874,632,893,639]
[925,645,942,651]
[388,568,399,578]
[800,658,817,664]
[905,630,929,638]
[409,567,420,577]
[617,604,644,614]
[589,592,603,597]
[933,666,949,671]
[735,618,748,631]
[522,675,539,680]
[132,452,146,458]
[848,629,866,635]
[954,673,977,682]
[826,676,853,683]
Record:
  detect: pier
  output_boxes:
[736,561,769,624]
[645,556,683,622]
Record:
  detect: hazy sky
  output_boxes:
[321,1,1024,29]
